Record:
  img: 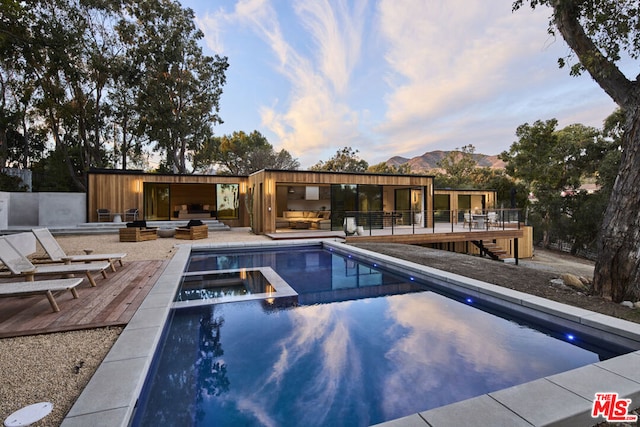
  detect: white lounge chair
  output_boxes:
[0,278,82,312]
[32,228,126,272]
[0,238,109,287]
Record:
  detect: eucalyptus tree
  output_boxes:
[309,147,369,172]
[119,0,228,174]
[0,0,47,169]
[196,130,300,175]
[1,0,115,190]
[514,0,640,302]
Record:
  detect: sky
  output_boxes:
[181,0,619,169]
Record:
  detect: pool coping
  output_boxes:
[60,239,640,427]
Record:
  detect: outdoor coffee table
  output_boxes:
[290,221,311,229]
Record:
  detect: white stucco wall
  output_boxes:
[0,192,9,230]
[2,192,86,228]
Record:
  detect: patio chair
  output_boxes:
[0,278,83,312]
[0,237,110,287]
[32,228,126,272]
[463,213,477,229]
[124,208,139,222]
[97,208,111,222]
[175,220,208,240]
[119,220,158,242]
[487,212,499,229]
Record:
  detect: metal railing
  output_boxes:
[341,209,522,236]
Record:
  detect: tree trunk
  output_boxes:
[594,111,640,302]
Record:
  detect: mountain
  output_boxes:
[388,150,505,173]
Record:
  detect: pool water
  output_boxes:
[132,247,610,426]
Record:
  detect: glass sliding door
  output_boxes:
[330,184,357,230]
[216,184,239,219]
[434,194,451,223]
[143,183,170,220]
[394,188,411,225]
[458,195,471,222]
[358,185,383,229]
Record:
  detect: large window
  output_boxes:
[434,194,451,223]
[331,184,383,230]
[330,185,357,230]
[358,185,383,229]
[143,183,170,220]
[216,184,239,219]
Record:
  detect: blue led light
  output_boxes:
[566,334,575,341]
[410,277,414,281]
[373,263,378,267]
[466,298,473,304]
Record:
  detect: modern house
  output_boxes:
[87,169,530,258]
[87,168,436,231]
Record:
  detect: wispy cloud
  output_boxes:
[199,0,369,166]
[376,1,556,154]
[192,0,616,167]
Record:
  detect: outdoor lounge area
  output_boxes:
[276,210,332,229]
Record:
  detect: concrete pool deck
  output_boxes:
[61,239,640,427]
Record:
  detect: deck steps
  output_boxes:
[471,241,509,261]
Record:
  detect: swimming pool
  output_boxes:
[62,240,640,426]
[130,245,627,426]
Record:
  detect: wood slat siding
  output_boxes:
[249,170,435,234]
[87,171,245,223]
[0,260,167,338]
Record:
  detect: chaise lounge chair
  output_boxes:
[32,228,126,272]
[0,278,83,312]
[0,238,110,287]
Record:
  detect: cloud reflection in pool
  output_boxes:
[134,290,599,427]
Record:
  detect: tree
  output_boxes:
[514,0,640,302]
[500,119,601,247]
[309,147,368,172]
[197,130,299,175]
[367,161,413,174]
[435,144,480,188]
[123,0,229,174]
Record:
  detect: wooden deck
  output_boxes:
[268,223,525,244]
[344,228,525,244]
[0,260,168,338]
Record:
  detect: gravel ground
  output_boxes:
[0,328,122,427]
[0,230,635,426]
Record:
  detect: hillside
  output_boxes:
[387,150,505,174]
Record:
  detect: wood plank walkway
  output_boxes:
[0,260,168,338]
